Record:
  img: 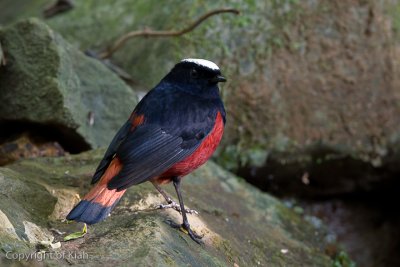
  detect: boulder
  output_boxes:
[0,18,137,152]
[0,150,333,266]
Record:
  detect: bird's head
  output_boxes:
[163,58,226,97]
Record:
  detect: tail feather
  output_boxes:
[66,198,121,224]
[67,158,126,224]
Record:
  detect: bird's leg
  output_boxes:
[172,177,203,244]
[151,181,198,215]
[152,181,173,203]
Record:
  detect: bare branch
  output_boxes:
[99,8,240,59]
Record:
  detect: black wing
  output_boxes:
[91,120,131,184]
[106,123,206,191]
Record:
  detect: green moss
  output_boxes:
[387,1,400,40]
[332,251,356,267]
[215,139,275,171]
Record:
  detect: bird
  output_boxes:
[66,58,226,243]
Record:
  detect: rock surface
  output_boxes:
[0,150,332,266]
[0,18,137,152]
[1,0,399,195]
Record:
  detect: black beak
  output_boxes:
[209,75,227,84]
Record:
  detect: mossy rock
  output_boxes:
[0,150,332,266]
[0,18,137,151]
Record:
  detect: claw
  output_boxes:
[181,223,203,244]
[157,201,199,215]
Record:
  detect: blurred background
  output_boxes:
[0,0,400,266]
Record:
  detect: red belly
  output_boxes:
[154,112,224,184]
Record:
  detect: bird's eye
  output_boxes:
[190,69,199,78]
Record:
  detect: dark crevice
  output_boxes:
[0,120,91,154]
[236,148,400,198]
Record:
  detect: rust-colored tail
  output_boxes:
[66,158,126,224]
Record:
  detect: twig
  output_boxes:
[99,8,240,59]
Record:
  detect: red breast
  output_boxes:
[155,111,224,183]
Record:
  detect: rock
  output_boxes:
[0,150,333,266]
[1,1,399,195]
[23,221,53,244]
[0,18,138,152]
[0,210,19,240]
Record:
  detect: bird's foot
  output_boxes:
[158,201,199,215]
[165,220,203,244]
[180,222,203,244]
